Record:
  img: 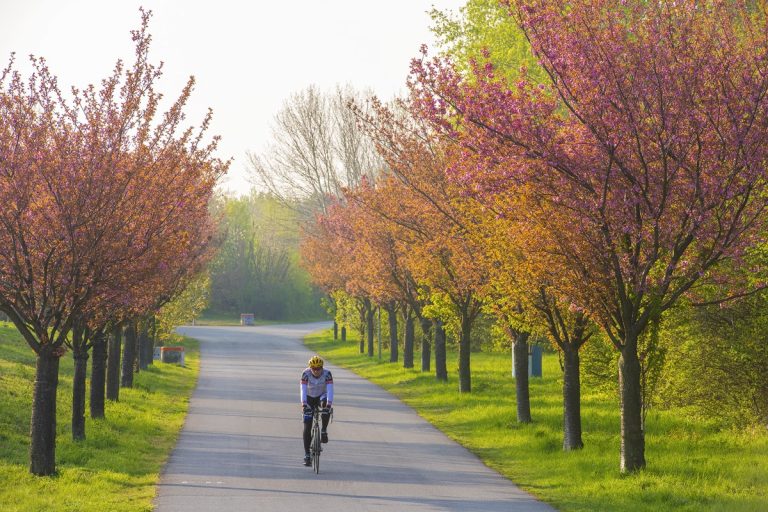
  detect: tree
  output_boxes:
[430,0,543,82]
[0,10,227,474]
[430,0,550,424]
[355,100,489,391]
[156,272,211,343]
[248,85,384,221]
[106,325,123,402]
[304,197,382,355]
[343,177,429,369]
[474,199,598,445]
[658,251,768,427]
[412,0,768,471]
[208,193,325,320]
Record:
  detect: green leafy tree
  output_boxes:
[430,0,543,83]
[208,193,325,320]
[156,273,211,344]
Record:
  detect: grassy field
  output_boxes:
[0,322,200,512]
[305,330,768,512]
[191,311,246,326]
[192,311,326,326]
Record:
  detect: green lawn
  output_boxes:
[305,330,768,512]
[191,311,245,326]
[0,322,199,512]
[193,311,321,326]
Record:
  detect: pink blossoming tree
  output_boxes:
[411,0,768,471]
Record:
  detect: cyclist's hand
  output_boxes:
[302,404,311,414]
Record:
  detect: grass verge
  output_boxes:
[191,311,245,326]
[305,330,768,512]
[0,322,199,512]
[193,311,322,326]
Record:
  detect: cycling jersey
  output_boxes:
[300,367,334,404]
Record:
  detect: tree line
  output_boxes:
[296,0,768,475]
[204,192,326,321]
[0,10,226,475]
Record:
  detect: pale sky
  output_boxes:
[0,0,466,195]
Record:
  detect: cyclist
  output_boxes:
[300,355,333,466]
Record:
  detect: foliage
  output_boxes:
[430,0,544,83]
[658,295,768,428]
[0,9,225,353]
[207,192,325,321]
[156,273,211,344]
[580,333,620,395]
[331,291,361,331]
[0,8,226,475]
[415,0,768,347]
[412,0,768,471]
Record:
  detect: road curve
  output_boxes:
[153,324,556,512]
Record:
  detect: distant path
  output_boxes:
[154,324,556,512]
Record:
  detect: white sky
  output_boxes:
[0,0,466,195]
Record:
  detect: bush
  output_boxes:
[657,297,768,428]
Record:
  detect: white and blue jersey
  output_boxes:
[300,367,334,404]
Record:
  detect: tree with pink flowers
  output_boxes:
[0,10,226,475]
[411,0,768,472]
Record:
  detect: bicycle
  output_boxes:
[309,404,332,474]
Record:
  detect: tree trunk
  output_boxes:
[132,320,141,374]
[387,304,398,363]
[367,306,375,357]
[30,346,60,475]
[359,299,368,354]
[138,321,151,370]
[458,315,471,392]
[333,321,338,340]
[403,312,414,369]
[90,331,107,419]
[513,331,532,423]
[106,325,122,401]
[72,349,89,441]
[619,334,646,472]
[121,322,137,388]
[420,317,432,372]
[434,319,447,382]
[341,326,346,342]
[146,318,156,367]
[562,343,583,450]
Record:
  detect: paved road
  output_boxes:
[154,324,556,512]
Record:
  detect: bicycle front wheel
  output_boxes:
[312,424,321,474]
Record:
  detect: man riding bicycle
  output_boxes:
[300,355,333,466]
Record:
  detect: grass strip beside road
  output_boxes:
[305,329,768,512]
[0,322,199,512]
[193,311,329,327]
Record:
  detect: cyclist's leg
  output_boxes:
[303,396,318,456]
[320,397,330,442]
[303,419,312,453]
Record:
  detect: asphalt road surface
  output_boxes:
[153,324,556,512]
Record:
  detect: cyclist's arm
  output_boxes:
[325,370,334,406]
[300,373,308,405]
